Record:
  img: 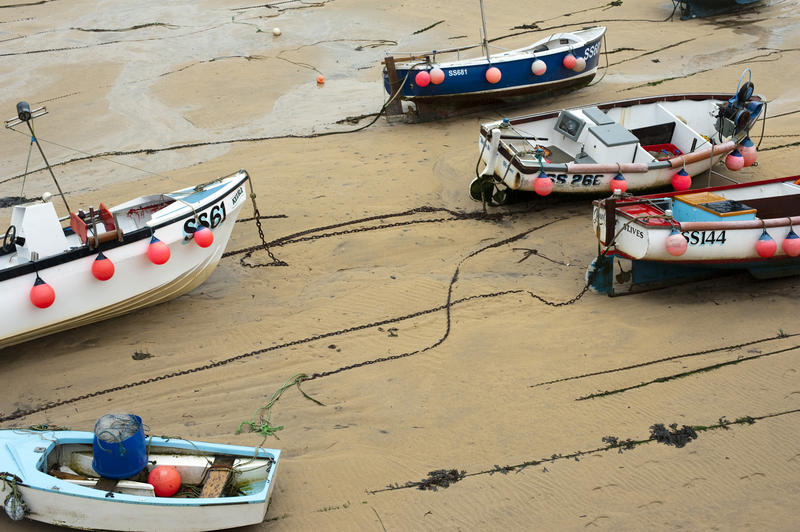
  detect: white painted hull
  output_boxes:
[0,172,249,349]
[593,177,800,263]
[477,92,764,195]
[7,484,270,532]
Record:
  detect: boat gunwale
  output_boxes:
[0,171,249,283]
[390,26,607,70]
[480,92,765,175]
[2,430,279,507]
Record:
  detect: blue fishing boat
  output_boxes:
[382,1,605,113]
[1,427,280,531]
[674,0,761,19]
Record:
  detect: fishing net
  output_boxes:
[94,413,141,443]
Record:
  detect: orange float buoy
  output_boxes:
[665,228,688,256]
[147,236,170,265]
[572,57,586,72]
[782,229,800,257]
[430,68,445,85]
[193,225,214,248]
[562,54,577,69]
[755,230,777,258]
[30,275,55,308]
[533,171,553,196]
[738,137,757,167]
[147,466,181,497]
[316,75,325,84]
[609,172,627,194]
[91,251,115,281]
[485,66,501,84]
[672,169,691,191]
[725,149,744,171]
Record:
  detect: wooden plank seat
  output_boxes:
[200,455,235,498]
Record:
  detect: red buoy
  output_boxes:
[193,225,214,248]
[755,229,777,258]
[672,169,691,191]
[30,275,55,308]
[562,54,577,69]
[665,228,688,256]
[533,171,553,196]
[415,70,431,88]
[430,68,445,85]
[783,229,800,257]
[725,149,744,171]
[147,236,170,265]
[738,136,757,167]
[485,66,501,84]
[91,251,115,281]
[147,466,181,497]
[609,172,627,194]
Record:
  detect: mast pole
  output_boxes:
[479,0,490,62]
[25,119,71,214]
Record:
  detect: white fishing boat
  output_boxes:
[1,102,250,349]
[0,427,280,531]
[588,175,800,295]
[472,71,765,204]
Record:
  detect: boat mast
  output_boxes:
[4,102,71,214]
[479,0,490,62]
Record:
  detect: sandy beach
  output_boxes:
[1,0,800,530]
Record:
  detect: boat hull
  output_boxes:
[0,172,249,350]
[678,0,761,19]
[0,430,280,532]
[477,92,764,196]
[383,28,605,106]
[589,176,800,294]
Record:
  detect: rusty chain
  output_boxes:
[0,211,588,423]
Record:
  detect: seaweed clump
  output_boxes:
[411,469,466,491]
[649,423,698,448]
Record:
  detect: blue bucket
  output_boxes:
[92,414,148,479]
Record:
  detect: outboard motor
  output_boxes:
[715,72,763,138]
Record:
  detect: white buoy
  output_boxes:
[272,27,281,36]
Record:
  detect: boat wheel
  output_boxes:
[469,176,510,206]
[2,225,15,253]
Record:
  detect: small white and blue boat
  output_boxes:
[0,428,280,531]
[382,1,605,113]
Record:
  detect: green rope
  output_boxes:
[237,373,324,438]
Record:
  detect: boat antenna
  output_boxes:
[479,0,490,62]
[4,101,71,214]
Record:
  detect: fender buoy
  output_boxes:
[30,275,55,308]
[147,236,170,265]
[91,251,115,281]
[609,172,627,194]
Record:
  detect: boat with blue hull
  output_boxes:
[382,2,605,115]
[1,428,280,531]
[674,0,761,20]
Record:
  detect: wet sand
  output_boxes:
[1,0,800,530]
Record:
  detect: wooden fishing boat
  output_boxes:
[382,1,605,115]
[588,176,800,295]
[473,72,765,204]
[674,0,761,20]
[0,428,280,531]
[1,103,250,350]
